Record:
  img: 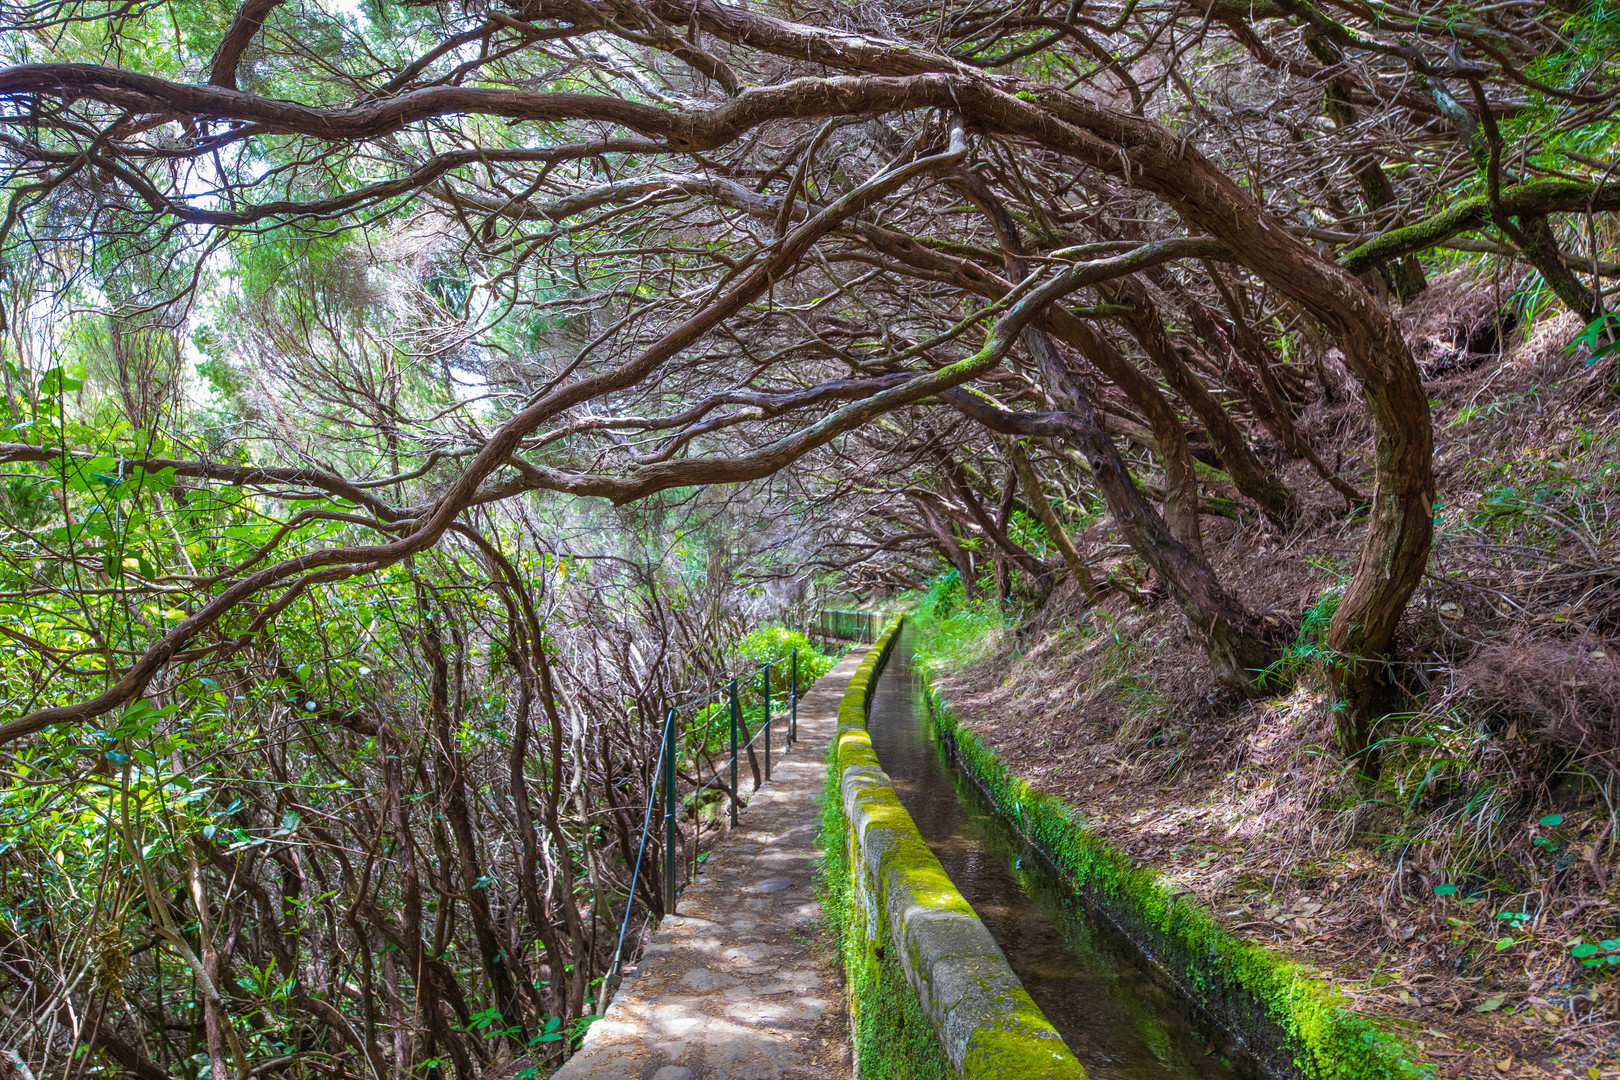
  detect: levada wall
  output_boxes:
[818,615,1086,1080]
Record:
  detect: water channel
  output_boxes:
[866,628,1272,1080]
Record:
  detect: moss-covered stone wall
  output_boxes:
[918,676,1435,1080]
[818,616,1087,1080]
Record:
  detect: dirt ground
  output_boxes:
[932,651,1617,1079]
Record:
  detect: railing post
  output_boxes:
[762,662,771,782]
[790,648,798,744]
[728,678,739,827]
[662,706,677,915]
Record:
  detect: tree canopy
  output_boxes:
[0,0,1616,1076]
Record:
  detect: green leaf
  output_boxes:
[38,367,83,395]
[1474,994,1506,1012]
[1538,814,1564,827]
[1570,943,1598,958]
[1433,883,1457,896]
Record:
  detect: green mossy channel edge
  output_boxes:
[917,673,1437,1080]
[817,615,1087,1080]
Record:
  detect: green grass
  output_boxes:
[905,573,1010,680]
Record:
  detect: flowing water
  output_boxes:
[867,629,1271,1080]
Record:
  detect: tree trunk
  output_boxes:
[995,89,1434,748]
[422,610,528,1043]
[1026,333,1281,691]
[1005,440,1104,603]
[946,168,1207,555]
[941,168,1279,690]
[1101,276,1299,528]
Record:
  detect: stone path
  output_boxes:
[551,648,866,1080]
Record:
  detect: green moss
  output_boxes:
[819,617,1086,1080]
[818,616,950,1079]
[919,679,1435,1080]
[1339,177,1617,274]
[818,701,951,1077]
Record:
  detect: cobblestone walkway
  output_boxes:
[551,648,865,1080]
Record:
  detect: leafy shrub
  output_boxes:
[1259,588,1342,690]
[735,625,837,688]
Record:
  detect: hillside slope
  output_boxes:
[906,269,1620,1079]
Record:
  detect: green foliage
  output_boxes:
[1260,589,1343,689]
[910,570,964,624]
[1569,938,1620,968]
[1567,311,1620,365]
[713,625,840,746]
[685,700,733,756]
[735,625,835,685]
[1532,814,1566,854]
[1496,1,1620,168]
[0,307,814,1075]
[906,573,1009,680]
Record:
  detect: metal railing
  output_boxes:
[606,648,804,987]
[606,614,887,987]
[660,648,802,911]
[811,607,881,643]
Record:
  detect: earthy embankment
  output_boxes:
[903,280,1620,1079]
[924,642,1617,1080]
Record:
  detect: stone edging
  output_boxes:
[831,615,1087,1080]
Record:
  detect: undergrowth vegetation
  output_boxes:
[908,572,1012,682]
